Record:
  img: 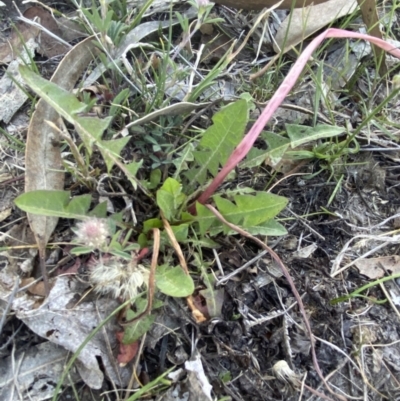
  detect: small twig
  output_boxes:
[160,212,189,275]
[287,208,325,241]
[205,204,346,401]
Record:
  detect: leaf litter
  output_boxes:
[1,0,400,400]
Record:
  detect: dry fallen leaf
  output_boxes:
[22,6,71,58]
[0,37,38,123]
[355,255,400,279]
[273,0,357,53]
[10,275,131,388]
[0,342,81,401]
[25,37,98,286]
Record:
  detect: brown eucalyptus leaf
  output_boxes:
[23,6,70,58]
[273,0,357,53]
[212,0,329,10]
[25,37,98,282]
[0,22,39,64]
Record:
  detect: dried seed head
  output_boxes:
[74,218,110,250]
[272,360,300,389]
[89,256,150,301]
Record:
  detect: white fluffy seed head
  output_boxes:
[89,257,150,301]
[272,360,300,388]
[74,218,110,250]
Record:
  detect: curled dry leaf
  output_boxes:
[116,332,139,366]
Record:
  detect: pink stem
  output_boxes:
[196,28,400,205]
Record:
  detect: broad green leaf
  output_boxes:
[14,191,97,220]
[156,265,194,297]
[171,224,189,242]
[241,132,291,169]
[157,189,181,219]
[196,202,218,236]
[143,218,163,233]
[123,314,155,344]
[65,194,92,216]
[75,115,111,153]
[149,169,162,189]
[138,233,148,248]
[263,132,291,166]
[156,178,185,220]
[286,124,345,148]
[196,192,287,236]
[15,190,74,218]
[214,193,287,233]
[125,160,143,176]
[185,99,249,185]
[241,147,268,169]
[89,201,108,218]
[20,66,86,114]
[237,220,287,236]
[233,193,287,227]
[123,297,155,344]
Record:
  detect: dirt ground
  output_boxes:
[1,1,400,400]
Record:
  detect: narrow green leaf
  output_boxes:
[20,65,86,114]
[125,160,143,190]
[156,265,194,297]
[70,246,93,255]
[15,190,70,217]
[99,137,130,172]
[286,124,345,148]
